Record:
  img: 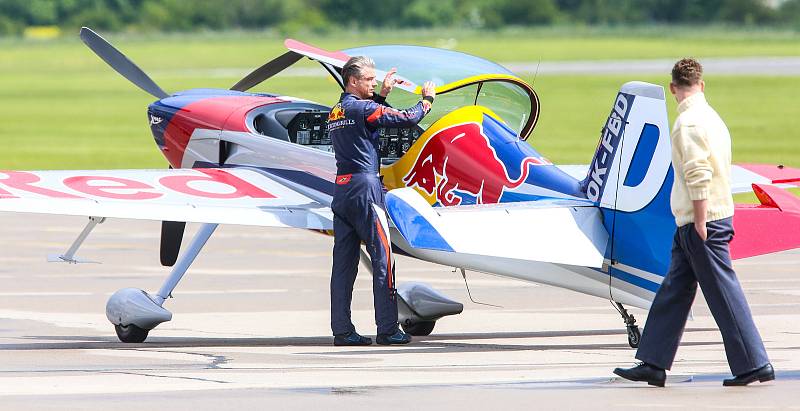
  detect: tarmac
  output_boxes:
[1,213,799,410]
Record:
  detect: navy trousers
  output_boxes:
[330,173,398,336]
[636,217,769,376]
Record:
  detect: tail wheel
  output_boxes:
[627,325,641,348]
[114,323,149,343]
[401,320,436,336]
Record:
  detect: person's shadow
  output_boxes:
[5,327,721,355]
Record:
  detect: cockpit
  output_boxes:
[246,40,540,164]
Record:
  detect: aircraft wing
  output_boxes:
[0,168,333,230]
[385,187,608,268]
[557,163,800,194]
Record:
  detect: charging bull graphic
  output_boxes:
[403,122,550,206]
[328,104,345,121]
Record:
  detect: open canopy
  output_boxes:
[283,40,540,140]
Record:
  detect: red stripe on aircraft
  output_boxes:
[284,39,351,63]
[162,96,283,168]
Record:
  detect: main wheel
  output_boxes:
[627,325,641,348]
[401,320,436,336]
[115,323,149,343]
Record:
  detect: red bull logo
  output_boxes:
[328,104,345,122]
[402,122,550,206]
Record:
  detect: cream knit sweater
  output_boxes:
[670,92,734,227]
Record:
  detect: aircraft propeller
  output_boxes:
[79,27,169,99]
[160,167,186,267]
[81,27,183,265]
[230,51,302,92]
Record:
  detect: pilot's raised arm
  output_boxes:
[362,95,433,129]
[363,68,435,129]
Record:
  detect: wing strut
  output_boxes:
[47,216,105,264]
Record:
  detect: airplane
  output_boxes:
[1,27,799,346]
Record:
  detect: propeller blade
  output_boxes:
[231,51,302,92]
[79,27,169,99]
[160,220,186,267]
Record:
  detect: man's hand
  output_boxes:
[421,81,436,100]
[693,199,708,241]
[380,68,398,97]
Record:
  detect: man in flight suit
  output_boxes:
[327,56,436,346]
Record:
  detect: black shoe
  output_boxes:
[723,363,774,386]
[333,331,372,346]
[376,330,412,345]
[613,362,667,387]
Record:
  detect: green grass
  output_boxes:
[1,29,798,172]
[528,75,800,166]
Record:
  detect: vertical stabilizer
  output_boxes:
[583,82,675,305]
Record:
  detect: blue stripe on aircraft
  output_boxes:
[609,266,660,293]
[623,123,660,187]
[193,162,336,197]
[385,194,454,252]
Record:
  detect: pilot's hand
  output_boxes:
[422,81,436,100]
[380,68,398,97]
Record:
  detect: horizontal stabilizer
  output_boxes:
[731,184,800,259]
[737,164,800,185]
[385,187,608,268]
[558,163,800,195]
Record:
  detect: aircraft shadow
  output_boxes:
[3,327,719,352]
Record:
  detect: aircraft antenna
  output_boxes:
[459,268,503,308]
[608,112,629,309]
[531,58,542,86]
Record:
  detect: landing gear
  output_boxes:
[616,302,641,348]
[114,323,149,343]
[401,320,436,336]
[106,223,218,343]
[359,249,463,336]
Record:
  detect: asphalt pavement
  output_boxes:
[1,214,799,410]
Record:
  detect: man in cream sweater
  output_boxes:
[613,58,773,387]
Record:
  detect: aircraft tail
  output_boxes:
[581,82,675,302]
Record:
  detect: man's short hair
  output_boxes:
[341,56,375,85]
[671,58,703,88]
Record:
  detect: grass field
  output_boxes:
[1,27,798,173]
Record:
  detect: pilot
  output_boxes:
[326,56,435,346]
[613,58,772,386]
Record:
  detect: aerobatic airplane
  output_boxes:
[1,28,799,345]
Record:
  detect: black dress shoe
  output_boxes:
[333,331,372,346]
[723,363,774,386]
[613,362,667,387]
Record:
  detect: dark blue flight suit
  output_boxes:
[327,92,431,336]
